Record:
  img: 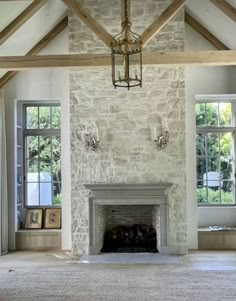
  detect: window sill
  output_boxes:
[16,229,61,236]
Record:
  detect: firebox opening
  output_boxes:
[101,224,158,253]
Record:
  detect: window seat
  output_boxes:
[198,228,236,250]
[16,229,61,251]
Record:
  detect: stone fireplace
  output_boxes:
[69,0,188,255]
[85,183,171,255]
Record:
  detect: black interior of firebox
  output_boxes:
[101,224,158,253]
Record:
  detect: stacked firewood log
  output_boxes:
[102,224,157,252]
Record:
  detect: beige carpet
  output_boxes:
[0,265,236,301]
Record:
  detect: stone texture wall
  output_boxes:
[69,0,187,254]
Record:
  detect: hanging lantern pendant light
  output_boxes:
[111,0,142,89]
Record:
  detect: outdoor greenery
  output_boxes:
[197,187,233,204]
[26,105,61,205]
[196,102,234,205]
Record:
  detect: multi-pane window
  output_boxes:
[196,102,235,205]
[24,104,61,206]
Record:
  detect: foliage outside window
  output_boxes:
[196,102,235,205]
[24,105,61,206]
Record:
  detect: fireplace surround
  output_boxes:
[84,183,172,255]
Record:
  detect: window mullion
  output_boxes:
[233,129,236,205]
[219,134,221,204]
[38,136,40,206]
[51,136,53,206]
[205,134,208,203]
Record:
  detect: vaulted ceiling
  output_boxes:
[0,0,236,87]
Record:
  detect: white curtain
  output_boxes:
[0,90,8,255]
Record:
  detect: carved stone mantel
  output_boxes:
[84,183,172,255]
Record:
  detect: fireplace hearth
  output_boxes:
[101,224,158,253]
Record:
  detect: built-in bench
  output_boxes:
[16,230,61,251]
[198,228,236,250]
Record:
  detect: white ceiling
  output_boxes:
[0,0,67,77]
[185,0,236,50]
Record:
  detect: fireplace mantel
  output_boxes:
[85,183,172,194]
[85,183,173,255]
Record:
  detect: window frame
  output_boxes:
[195,96,236,207]
[22,102,61,208]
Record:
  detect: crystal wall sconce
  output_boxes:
[153,127,169,150]
[84,133,99,151]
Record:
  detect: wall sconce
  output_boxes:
[153,127,169,150]
[84,132,99,151]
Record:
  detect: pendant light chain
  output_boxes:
[124,0,128,25]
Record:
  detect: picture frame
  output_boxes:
[44,208,61,229]
[25,208,43,229]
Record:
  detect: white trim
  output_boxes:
[195,94,236,102]
[16,99,61,104]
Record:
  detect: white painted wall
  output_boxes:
[185,24,236,244]
[3,28,71,250]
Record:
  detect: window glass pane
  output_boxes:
[221,181,234,204]
[39,107,51,129]
[39,171,51,183]
[196,133,206,156]
[27,182,39,206]
[26,136,38,160]
[26,159,39,174]
[206,103,218,126]
[26,106,38,129]
[52,137,61,160]
[52,137,61,183]
[52,160,61,182]
[197,157,206,180]
[207,133,220,156]
[39,182,52,205]
[208,187,220,204]
[197,183,207,204]
[52,106,61,128]
[208,157,220,173]
[220,133,232,156]
[221,157,233,180]
[220,132,233,180]
[196,103,206,126]
[40,162,51,176]
[219,103,232,126]
[39,136,52,163]
[53,182,62,205]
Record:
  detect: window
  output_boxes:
[196,101,235,205]
[23,104,61,206]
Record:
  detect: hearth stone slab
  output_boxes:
[79,253,180,264]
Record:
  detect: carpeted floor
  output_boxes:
[0,265,236,301]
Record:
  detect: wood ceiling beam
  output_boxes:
[185,12,229,50]
[0,0,48,46]
[141,0,186,46]
[210,0,236,23]
[1,51,236,70]
[61,0,114,48]
[0,17,68,88]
